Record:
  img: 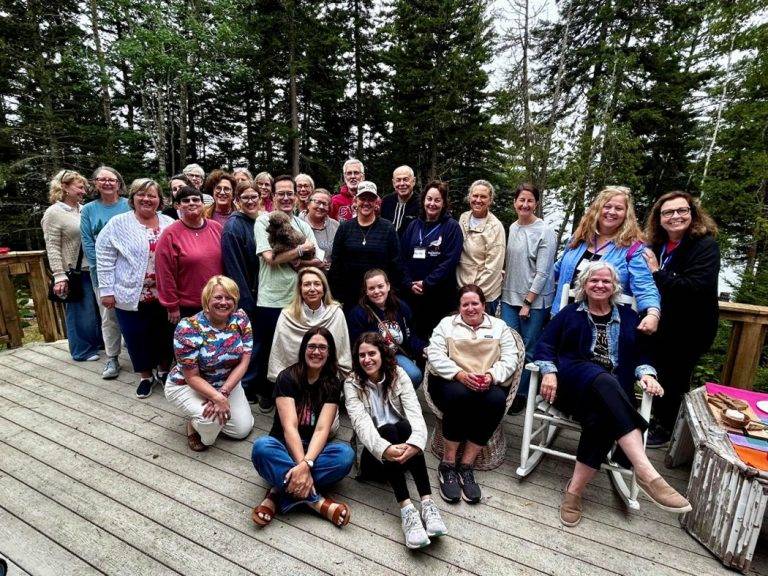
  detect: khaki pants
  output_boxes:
[165,381,254,446]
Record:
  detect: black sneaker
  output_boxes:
[136,377,156,399]
[507,395,527,415]
[438,462,461,503]
[258,394,275,413]
[457,464,482,504]
[646,423,671,449]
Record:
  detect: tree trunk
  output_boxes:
[288,0,300,175]
[353,0,364,157]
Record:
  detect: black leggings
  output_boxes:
[359,420,432,503]
[571,372,648,470]
[428,374,508,446]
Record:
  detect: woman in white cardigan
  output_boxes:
[268,267,352,384]
[344,332,446,549]
[96,179,174,399]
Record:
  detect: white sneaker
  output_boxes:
[102,357,120,379]
[401,504,430,549]
[420,498,447,537]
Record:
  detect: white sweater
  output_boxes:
[95,211,174,311]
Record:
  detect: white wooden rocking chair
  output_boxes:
[515,283,653,510]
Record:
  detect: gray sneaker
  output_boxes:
[102,357,120,380]
[401,505,430,549]
[420,499,447,537]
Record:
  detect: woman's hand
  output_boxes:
[53,280,68,297]
[202,392,231,425]
[637,311,659,335]
[540,373,558,404]
[101,295,116,309]
[285,461,314,499]
[640,374,664,397]
[168,309,181,324]
[519,304,531,320]
[643,248,660,273]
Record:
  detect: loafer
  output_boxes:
[637,476,692,513]
[560,489,582,527]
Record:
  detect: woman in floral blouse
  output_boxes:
[165,275,255,451]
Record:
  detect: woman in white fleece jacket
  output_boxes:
[344,332,447,550]
[96,179,174,399]
[426,284,520,504]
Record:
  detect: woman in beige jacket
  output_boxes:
[456,180,506,314]
[344,332,447,549]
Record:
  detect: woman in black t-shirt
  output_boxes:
[251,326,355,527]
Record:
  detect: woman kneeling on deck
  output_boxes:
[165,275,255,451]
[534,261,691,527]
[251,326,354,527]
[345,333,447,549]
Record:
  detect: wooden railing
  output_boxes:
[0,250,66,347]
[719,301,768,389]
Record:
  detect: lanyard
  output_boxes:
[419,222,442,246]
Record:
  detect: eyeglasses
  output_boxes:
[306,343,329,353]
[660,207,691,218]
[95,178,117,184]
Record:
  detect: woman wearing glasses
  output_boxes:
[643,192,720,447]
[80,165,131,379]
[156,186,223,324]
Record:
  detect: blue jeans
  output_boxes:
[500,302,550,396]
[66,270,103,361]
[251,435,354,513]
[396,354,423,389]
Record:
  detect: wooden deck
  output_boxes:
[1,341,766,576]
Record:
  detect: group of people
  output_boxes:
[41,157,720,545]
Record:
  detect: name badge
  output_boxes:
[413,247,426,259]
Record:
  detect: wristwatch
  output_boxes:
[303,458,315,469]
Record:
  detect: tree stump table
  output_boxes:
[667,386,768,572]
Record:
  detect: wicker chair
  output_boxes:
[423,329,524,471]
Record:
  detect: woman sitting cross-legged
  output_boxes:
[345,333,447,549]
[426,284,520,504]
[534,261,691,527]
[251,327,355,527]
[164,275,255,451]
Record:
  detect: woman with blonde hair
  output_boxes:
[550,186,660,335]
[165,275,254,451]
[268,267,352,384]
[41,169,102,361]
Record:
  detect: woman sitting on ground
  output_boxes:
[164,275,254,451]
[426,284,520,504]
[345,333,447,549]
[534,261,691,527]
[347,269,426,388]
[267,267,352,384]
[251,326,355,527]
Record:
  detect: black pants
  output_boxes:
[359,420,432,503]
[567,372,648,470]
[428,374,508,446]
[653,346,703,431]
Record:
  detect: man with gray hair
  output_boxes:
[381,165,420,235]
[330,158,364,222]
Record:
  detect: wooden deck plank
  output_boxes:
[0,349,737,570]
[2,342,765,576]
[0,508,102,576]
[0,474,177,576]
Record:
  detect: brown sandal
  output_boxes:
[252,489,278,526]
[319,497,351,527]
[187,422,207,452]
